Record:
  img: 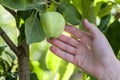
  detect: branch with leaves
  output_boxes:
[0,27,20,56]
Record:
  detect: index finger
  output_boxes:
[64,25,92,46]
[65,25,89,39]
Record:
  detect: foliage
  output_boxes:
[0,0,120,80]
[25,12,45,44]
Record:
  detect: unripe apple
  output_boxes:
[40,12,65,39]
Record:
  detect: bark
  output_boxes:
[18,41,30,80]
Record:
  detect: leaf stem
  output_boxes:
[51,0,60,5]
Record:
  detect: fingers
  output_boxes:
[65,25,89,40]
[50,46,74,63]
[65,25,92,46]
[82,19,101,38]
[58,34,80,47]
[48,38,76,55]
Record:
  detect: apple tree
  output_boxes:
[0,0,120,80]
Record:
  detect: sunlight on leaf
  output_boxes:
[61,63,74,80]
[0,5,16,28]
[46,50,62,74]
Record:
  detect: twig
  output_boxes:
[0,27,20,56]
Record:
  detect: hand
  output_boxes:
[48,19,120,80]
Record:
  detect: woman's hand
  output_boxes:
[48,19,120,80]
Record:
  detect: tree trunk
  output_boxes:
[18,41,30,80]
[0,27,30,80]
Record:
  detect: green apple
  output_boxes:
[40,11,65,39]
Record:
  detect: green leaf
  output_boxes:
[0,45,7,55]
[0,0,46,11]
[25,13,45,44]
[0,58,10,76]
[31,61,53,80]
[31,61,44,80]
[115,0,120,4]
[58,60,68,80]
[6,72,17,80]
[95,1,104,15]
[117,50,120,60]
[105,20,120,55]
[57,2,82,25]
[30,72,39,80]
[4,51,16,62]
[61,63,74,80]
[98,15,111,32]
[61,0,70,3]
[81,0,96,24]
[72,0,96,24]
[0,5,16,27]
[90,76,97,80]
[71,0,82,13]
[55,0,60,2]
[30,40,49,70]
[46,50,73,80]
[82,72,89,80]
[97,2,113,18]
[46,50,62,74]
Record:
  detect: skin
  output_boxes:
[48,19,120,80]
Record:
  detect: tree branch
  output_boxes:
[0,27,20,56]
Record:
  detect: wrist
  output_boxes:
[99,58,120,80]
